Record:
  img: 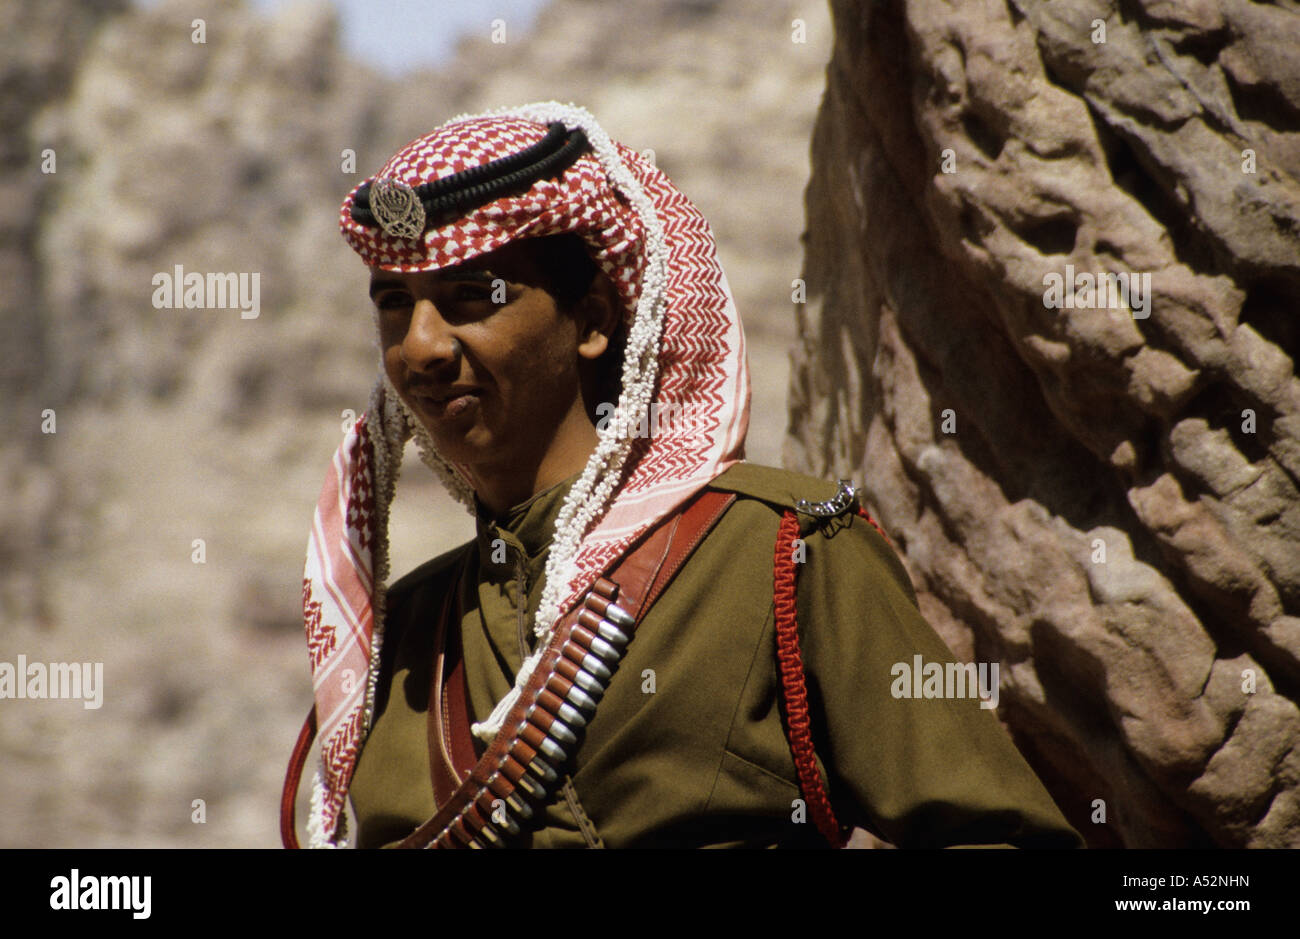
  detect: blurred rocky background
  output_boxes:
[0,0,830,845]
[789,0,1300,846]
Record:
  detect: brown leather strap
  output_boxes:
[428,571,471,809]
[443,618,480,784]
[399,487,735,848]
[644,486,738,604]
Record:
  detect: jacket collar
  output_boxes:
[473,471,581,569]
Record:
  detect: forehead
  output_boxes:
[368,239,548,288]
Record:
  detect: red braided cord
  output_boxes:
[280,706,317,849]
[773,510,847,848]
[857,506,892,547]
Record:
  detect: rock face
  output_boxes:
[0,0,828,845]
[790,0,1300,846]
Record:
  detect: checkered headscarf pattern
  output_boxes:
[301,103,750,846]
[339,117,647,316]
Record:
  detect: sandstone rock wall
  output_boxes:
[790,0,1300,846]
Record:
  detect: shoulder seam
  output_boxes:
[706,462,845,512]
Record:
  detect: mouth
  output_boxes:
[411,386,483,420]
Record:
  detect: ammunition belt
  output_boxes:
[399,487,737,849]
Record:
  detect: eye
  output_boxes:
[373,291,412,313]
[448,281,495,303]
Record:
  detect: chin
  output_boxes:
[421,424,495,466]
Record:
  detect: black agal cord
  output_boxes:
[350,122,590,236]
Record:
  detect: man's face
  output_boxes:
[369,238,608,477]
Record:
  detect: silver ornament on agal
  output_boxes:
[370,177,426,240]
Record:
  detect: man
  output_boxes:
[282,102,1082,849]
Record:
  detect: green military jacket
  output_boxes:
[349,462,1082,848]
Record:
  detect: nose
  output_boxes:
[400,298,461,373]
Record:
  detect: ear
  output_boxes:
[576,270,621,361]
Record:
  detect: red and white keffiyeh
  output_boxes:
[300,102,750,846]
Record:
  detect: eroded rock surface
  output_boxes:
[790,0,1300,846]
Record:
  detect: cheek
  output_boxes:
[490,312,580,391]
[515,331,578,399]
[380,341,422,413]
[381,343,404,385]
